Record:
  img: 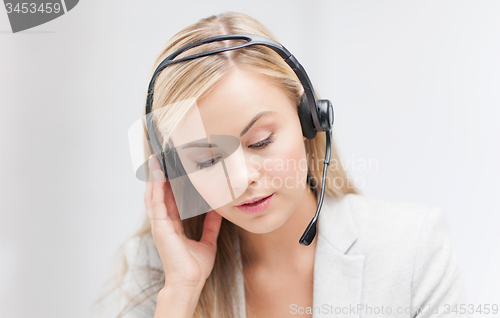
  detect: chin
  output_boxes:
[237,204,294,234]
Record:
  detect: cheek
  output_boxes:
[188,164,234,210]
[264,138,308,185]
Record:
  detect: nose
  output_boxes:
[223,146,262,200]
[245,159,261,187]
[243,151,263,184]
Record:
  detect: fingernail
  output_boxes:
[148,155,154,169]
[153,170,164,182]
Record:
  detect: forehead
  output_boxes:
[195,68,294,137]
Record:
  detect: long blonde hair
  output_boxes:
[97,11,359,318]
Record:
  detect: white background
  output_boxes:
[0,1,499,317]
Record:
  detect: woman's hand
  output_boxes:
[145,154,223,291]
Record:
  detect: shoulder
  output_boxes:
[337,193,448,248]
[343,192,438,223]
[120,233,163,293]
[321,193,454,279]
[324,194,467,311]
[118,234,163,317]
[122,234,162,270]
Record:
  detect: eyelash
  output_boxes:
[196,134,275,170]
[249,133,274,149]
[197,156,223,170]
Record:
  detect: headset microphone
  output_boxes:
[145,34,334,246]
[299,129,332,246]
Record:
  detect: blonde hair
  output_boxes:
[96,11,359,318]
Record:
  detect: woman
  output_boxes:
[116,12,467,318]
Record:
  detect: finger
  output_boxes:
[150,172,179,241]
[163,179,185,235]
[200,210,222,250]
[146,154,165,218]
[147,154,169,219]
[151,168,168,220]
[149,153,184,236]
[144,155,155,218]
[144,156,193,268]
[149,154,186,237]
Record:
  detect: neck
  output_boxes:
[239,187,319,271]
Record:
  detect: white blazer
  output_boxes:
[120,193,469,318]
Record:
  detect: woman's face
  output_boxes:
[173,67,308,233]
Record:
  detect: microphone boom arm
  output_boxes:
[299,129,332,246]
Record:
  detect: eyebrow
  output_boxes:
[181,110,275,149]
[240,111,276,137]
[181,142,218,149]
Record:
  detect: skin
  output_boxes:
[145,67,318,318]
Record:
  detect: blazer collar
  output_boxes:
[318,194,359,254]
[312,194,365,318]
[233,194,365,318]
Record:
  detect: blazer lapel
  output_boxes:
[313,195,365,318]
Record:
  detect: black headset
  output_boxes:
[145,34,333,246]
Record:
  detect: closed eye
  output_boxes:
[249,134,274,149]
[196,156,223,170]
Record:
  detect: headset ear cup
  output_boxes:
[317,99,334,131]
[157,153,168,180]
[162,147,188,180]
[297,93,317,139]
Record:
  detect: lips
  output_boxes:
[236,193,274,214]
[237,194,272,206]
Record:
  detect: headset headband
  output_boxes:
[145,34,323,152]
